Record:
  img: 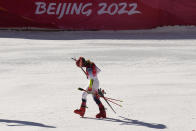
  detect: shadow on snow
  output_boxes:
[0,119,56,128]
[83,116,167,129]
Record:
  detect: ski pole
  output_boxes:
[106,99,122,107]
[71,57,88,78]
[96,88,123,102]
[104,97,123,103]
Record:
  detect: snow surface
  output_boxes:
[0,26,196,131]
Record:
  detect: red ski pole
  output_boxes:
[104,96,123,103]
[106,99,122,107]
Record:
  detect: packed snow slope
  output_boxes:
[0,26,196,131]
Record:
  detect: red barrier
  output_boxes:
[0,0,196,30]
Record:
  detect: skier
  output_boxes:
[74,57,106,118]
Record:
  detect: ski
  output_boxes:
[78,88,123,103]
[78,88,118,114]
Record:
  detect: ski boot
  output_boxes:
[74,100,86,117]
[96,103,106,118]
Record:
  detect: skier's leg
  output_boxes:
[92,78,100,104]
[74,89,88,117]
[93,94,106,118]
[92,78,99,93]
[92,79,106,118]
[82,91,88,101]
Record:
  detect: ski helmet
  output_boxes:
[76,57,86,67]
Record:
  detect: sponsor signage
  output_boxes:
[0,0,196,30]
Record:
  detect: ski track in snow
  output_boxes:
[0,26,196,131]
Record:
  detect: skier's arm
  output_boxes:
[92,63,102,77]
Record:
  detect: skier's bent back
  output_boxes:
[74,57,106,118]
